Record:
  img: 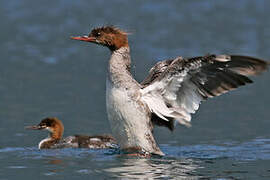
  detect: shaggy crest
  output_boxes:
[89,26,128,37]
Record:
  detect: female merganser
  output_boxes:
[26,117,117,149]
[71,26,268,156]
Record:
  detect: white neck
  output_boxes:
[38,137,52,149]
[108,47,140,90]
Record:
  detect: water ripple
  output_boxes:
[1,138,269,161]
[163,138,270,161]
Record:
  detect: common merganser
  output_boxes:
[71,26,268,156]
[26,117,118,149]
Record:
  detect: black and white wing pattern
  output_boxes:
[140,54,268,129]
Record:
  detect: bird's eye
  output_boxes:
[97,32,101,37]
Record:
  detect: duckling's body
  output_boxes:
[26,117,118,149]
[37,134,117,149]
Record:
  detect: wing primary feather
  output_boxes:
[140,54,268,130]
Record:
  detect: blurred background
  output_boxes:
[0,0,269,179]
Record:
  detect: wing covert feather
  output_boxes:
[140,54,268,129]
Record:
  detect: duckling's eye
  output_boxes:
[39,124,46,129]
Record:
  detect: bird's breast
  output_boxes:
[106,78,154,150]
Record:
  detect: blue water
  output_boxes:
[1,138,270,179]
[0,0,270,179]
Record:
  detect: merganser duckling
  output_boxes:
[71,26,269,156]
[26,117,118,149]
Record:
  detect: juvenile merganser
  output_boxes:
[26,117,118,149]
[71,26,268,156]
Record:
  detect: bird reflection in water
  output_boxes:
[104,157,201,179]
[46,158,65,175]
[48,159,63,165]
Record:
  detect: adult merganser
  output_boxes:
[71,26,268,156]
[26,117,117,149]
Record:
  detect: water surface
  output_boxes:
[0,0,270,179]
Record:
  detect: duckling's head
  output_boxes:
[26,117,64,140]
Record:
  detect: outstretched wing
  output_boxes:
[140,54,268,129]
